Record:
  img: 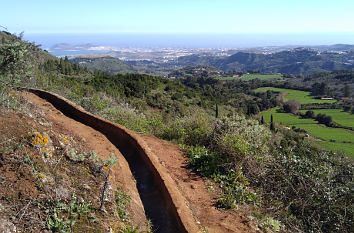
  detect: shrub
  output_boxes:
[315,113,333,126]
[304,110,315,118]
[211,116,271,169]
[184,145,221,176]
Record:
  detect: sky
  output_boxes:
[2,0,354,34]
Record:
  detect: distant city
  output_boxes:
[24,33,354,55]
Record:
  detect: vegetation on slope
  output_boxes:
[0,100,146,232]
[163,48,354,75]
[1,31,353,233]
[70,56,149,75]
[0,32,150,233]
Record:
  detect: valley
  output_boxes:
[45,43,354,77]
[1,30,353,233]
[256,87,354,157]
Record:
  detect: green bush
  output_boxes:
[185,145,220,176]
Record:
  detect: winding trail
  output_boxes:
[22,88,199,233]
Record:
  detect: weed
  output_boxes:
[115,187,131,220]
[44,193,93,232]
[88,150,100,161]
[202,226,209,233]
[67,150,85,162]
[145,219,153,233]
[103,153,118,167]
[259,217,282,233]
[121,225,140,233]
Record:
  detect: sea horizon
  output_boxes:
[23,32,354,51]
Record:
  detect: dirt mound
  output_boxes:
[0,97,146,232]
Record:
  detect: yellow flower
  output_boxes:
[41,137,48,145]
[60,136,69,143]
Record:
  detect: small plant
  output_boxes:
[202,226,209,233]
[45,194,93,232]
[67,150,85,162]
[87,150,100,161]
[103,153,118,167]
[46,208,74,233]
[121,225,140,233]
[185,145,220,177]
[259,217,282,233]
[115,187,131,220]
[146,219,153,233]
[216,195,235,209]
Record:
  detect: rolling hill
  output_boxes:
[168,48,354,75]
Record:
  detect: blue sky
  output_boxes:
[2,0,354,34]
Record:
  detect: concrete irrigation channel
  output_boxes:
[24,88,200,233]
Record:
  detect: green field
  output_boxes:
[216,74,283,81]
[317,141,354,157]
[261,108,354,157]
[262,108,316,125]
[216,76,240,80]
[255,87,337,104]
[299,109,354,128]
[241,74,283,81]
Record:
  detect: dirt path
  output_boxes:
[22,90,256,233]
[142,136,257,233]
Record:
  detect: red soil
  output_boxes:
[20,91,257,233]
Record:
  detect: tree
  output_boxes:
[270,114,275,131]
[215,103,219,118]
[343,105,351,112]
[315,113,333,126]
[283,100,301,114]
[344,84,351,97]
[304,110,315,119]
[312,82,330,96]
[247,103,260,115]
[0,34,33,86]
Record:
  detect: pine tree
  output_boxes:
[59,59,65,73]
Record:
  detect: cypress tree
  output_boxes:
[344,84,351,97]
[215,103,219,118]
[270,114,275,131]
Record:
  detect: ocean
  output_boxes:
[23,33,354,56]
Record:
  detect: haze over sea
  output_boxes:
[24,33,354,54]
